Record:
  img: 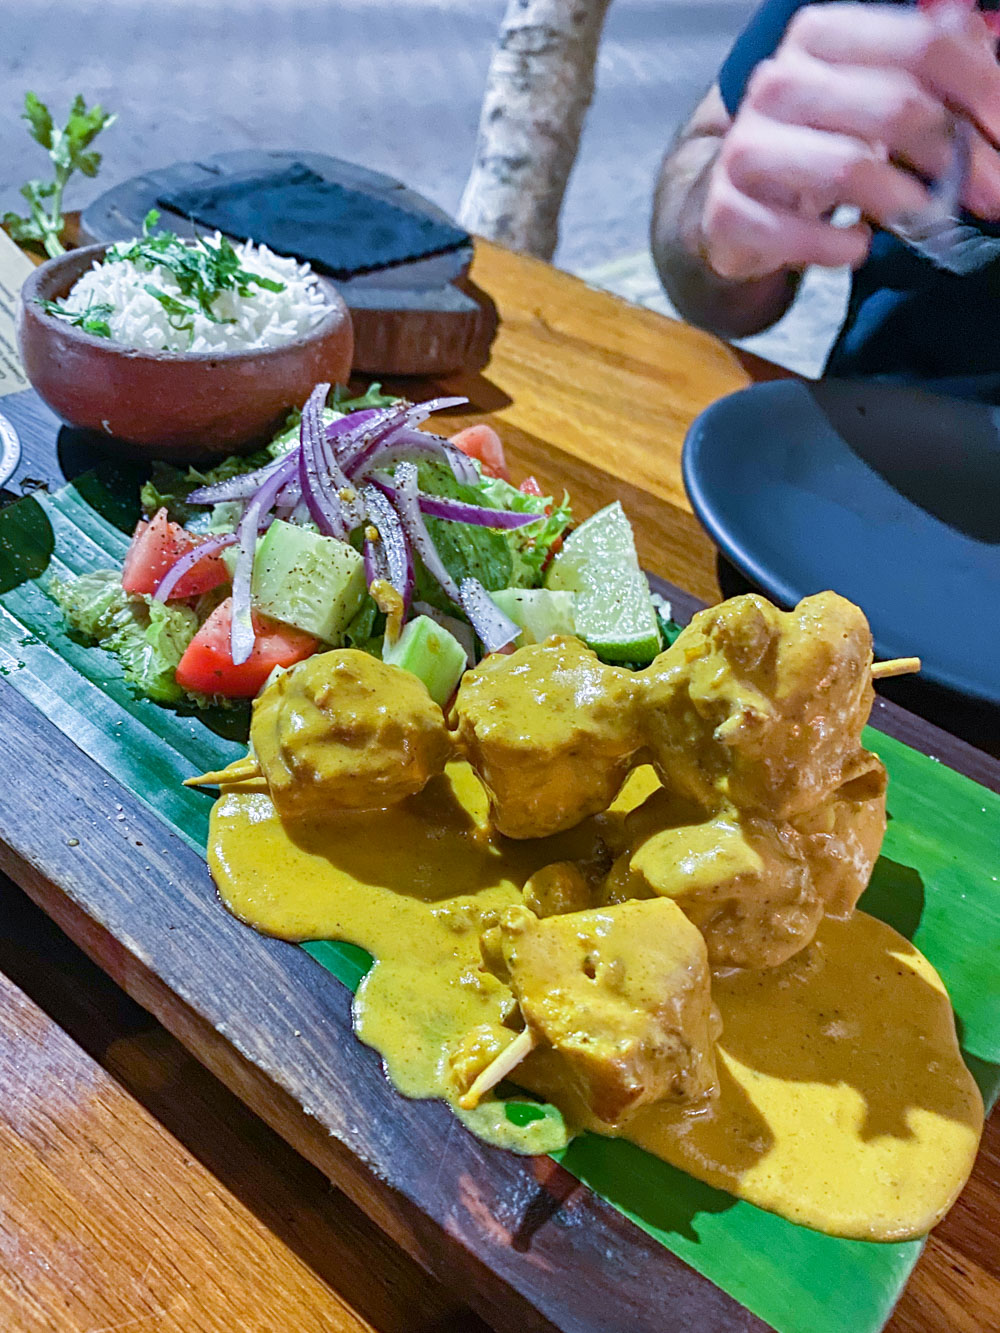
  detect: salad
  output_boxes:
[52,383,665,709]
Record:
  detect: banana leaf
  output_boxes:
[1,474,998,1333]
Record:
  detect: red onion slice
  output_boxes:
[153,533,237,603]
[389,462,460,604]
[363,533,389,589]
[405,395,467,420]
[360,483,414,610]
[273,475,302,519]
[308,384,367,531]
[350,427,480,488]
[230,453,298,665]
[336,405,414,474]
[329,406,403,464]
[187,454,288,505]
[413,490,537,529]
[325,407,381,455]
[370,475,537,529]
[298,383,349,540]
[344,398,471,480]
[458,577,520,654]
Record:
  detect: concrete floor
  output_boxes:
[2,0,839,372]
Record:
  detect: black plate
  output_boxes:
[682,379,1000,706]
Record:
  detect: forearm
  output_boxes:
[650,127,798,340]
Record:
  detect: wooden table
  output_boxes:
[0,237,997,1333]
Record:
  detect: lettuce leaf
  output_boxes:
[475,474,573,588]
[341,593,385,657]
[140,453,270,528]
[412,462,513,609]
[50,569,198,703]
[509,496,572,587]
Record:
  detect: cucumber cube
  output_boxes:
[251,519,365,643]
[383,615,467,706]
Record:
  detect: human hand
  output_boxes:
[701,1,1000,280]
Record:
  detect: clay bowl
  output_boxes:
[18,243,354,462]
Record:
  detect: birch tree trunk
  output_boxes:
[458,0,613,261]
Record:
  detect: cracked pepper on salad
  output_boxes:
[51,383,668,708]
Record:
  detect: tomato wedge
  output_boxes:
[518,475,544,497]
[175,597,318,698]
[450,424,510,481]
[122,508,230,599]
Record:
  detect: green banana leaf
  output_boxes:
[1,475,998,1333]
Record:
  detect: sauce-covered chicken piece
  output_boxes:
[490,899,720,1124]
[616,761,887,969]
[624,797,820,970]
[792,753,887,918]
[250,649,452,822]
[639,592,874,818]
[522,861,594,918]
[450,636,642,839]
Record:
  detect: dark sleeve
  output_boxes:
[717,0,813,115]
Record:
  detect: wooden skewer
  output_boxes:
[184,757,263,788]
[458,1027,537,1111]
[871,656,921,680]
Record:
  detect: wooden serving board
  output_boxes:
[0,390,997,1333]
[79,150,499,377]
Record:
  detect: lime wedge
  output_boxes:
[490,588,576,645]
[545,502,662,664]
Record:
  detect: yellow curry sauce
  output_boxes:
[208,762,983,1242]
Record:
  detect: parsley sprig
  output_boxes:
[4,92,115,258]
[108,210,285,333]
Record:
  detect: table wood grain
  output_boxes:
[0,867,491,1333]
[0,962,415,1333]
[1,229,997,1333]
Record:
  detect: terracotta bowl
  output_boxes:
[17,243,354,462]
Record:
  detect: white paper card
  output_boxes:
[0,230,35,397]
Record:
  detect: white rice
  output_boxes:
[56,235,330,354]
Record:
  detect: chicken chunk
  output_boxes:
[492,900,720,1124]
[522,861,593,918]
[639,592,875,818]
[620,764,887,969]
[792,752,887,918]
[626,797,821,969]
[250,649,452,821]
[450,636,642,838]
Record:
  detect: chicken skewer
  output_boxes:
[186,650,921,793]
[456,898,721,1123]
